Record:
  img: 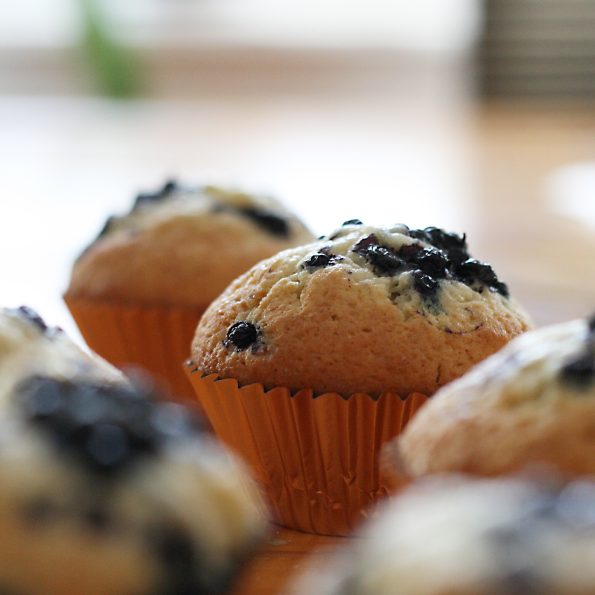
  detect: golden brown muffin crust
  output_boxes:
[397,318,595,477]
[67,182,313,306]
[192,223,532,395]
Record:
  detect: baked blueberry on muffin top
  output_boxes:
[0,375,265,595]
[325,222,509,302]
[67,180,314,306]
[192,222,531,396]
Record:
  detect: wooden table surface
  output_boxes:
[231,527,350,595]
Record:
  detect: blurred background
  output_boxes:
[1,0,594,337]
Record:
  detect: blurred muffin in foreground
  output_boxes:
[0,375,265,595]
[0,305,122,404]
[187,221,531,535]
[295,475,595,595]
[395,316,595,479]
[65,180,313,400]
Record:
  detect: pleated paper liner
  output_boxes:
[64,294,207,405]
[184,365,429,536]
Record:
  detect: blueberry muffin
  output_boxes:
[0,375,265,595]
[395,315,595,478]
[295,475,595,595]
[65,180,313,400]
[192,221,532,396]
[186,222,531,535]
[0,306,122,402]
[67,180,313,306]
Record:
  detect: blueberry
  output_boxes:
[85,424,130,469]
[302,248,343,271]
[239,207,289,237]
[134,179,179,208]
[11,306,48,334]
[454,259,509,297]
[411,270,439,297]
[561,351,595,389]
[224,321,260,351]
[410,227,469,264]
[396,242,424,262]
[17,376,201,477]
[410,248,449,280]
[352,234,377,251]
[303,253,332,269]
[24,377,64,418]
[342,219,363,226]
[365,245,404,276]
[352,234,404,277]
[588,314,595,334]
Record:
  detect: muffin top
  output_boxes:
[396,316,595,477]
[0,375,265,595]
[192,221,531,396]
[0,306,122,404]
[296,475,595,595]
[67,180,314,306]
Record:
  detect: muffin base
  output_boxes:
[64,295,206,404]
[184,365,428,536]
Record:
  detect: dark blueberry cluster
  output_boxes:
[352,234,405,277]
[84,179,182,251]
[560,315,595,389]
[134,179,180,209]
[302,246,344,271]
[348,226,509,301]
[238,207,290,238]
[223,321,261,352]
[454,260,509,297]
[18,376,201,477]
[211,199,291,238]
[409,227,468,264]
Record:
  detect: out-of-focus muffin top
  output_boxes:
[67,180,314,306]
[296,474,595,595]
[397,316,595,477]
[192,221,532,396]
[0,374,266,595]
[0,306,122,404]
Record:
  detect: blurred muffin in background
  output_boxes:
[295,474,595,595]
[65,180,314,401]
[187,221,532,535]
[394,316,595,479]
[0,374,266,595]
[0,305,122,404]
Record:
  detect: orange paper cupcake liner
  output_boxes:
[64,295,207,404]
[184,365,429,536]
